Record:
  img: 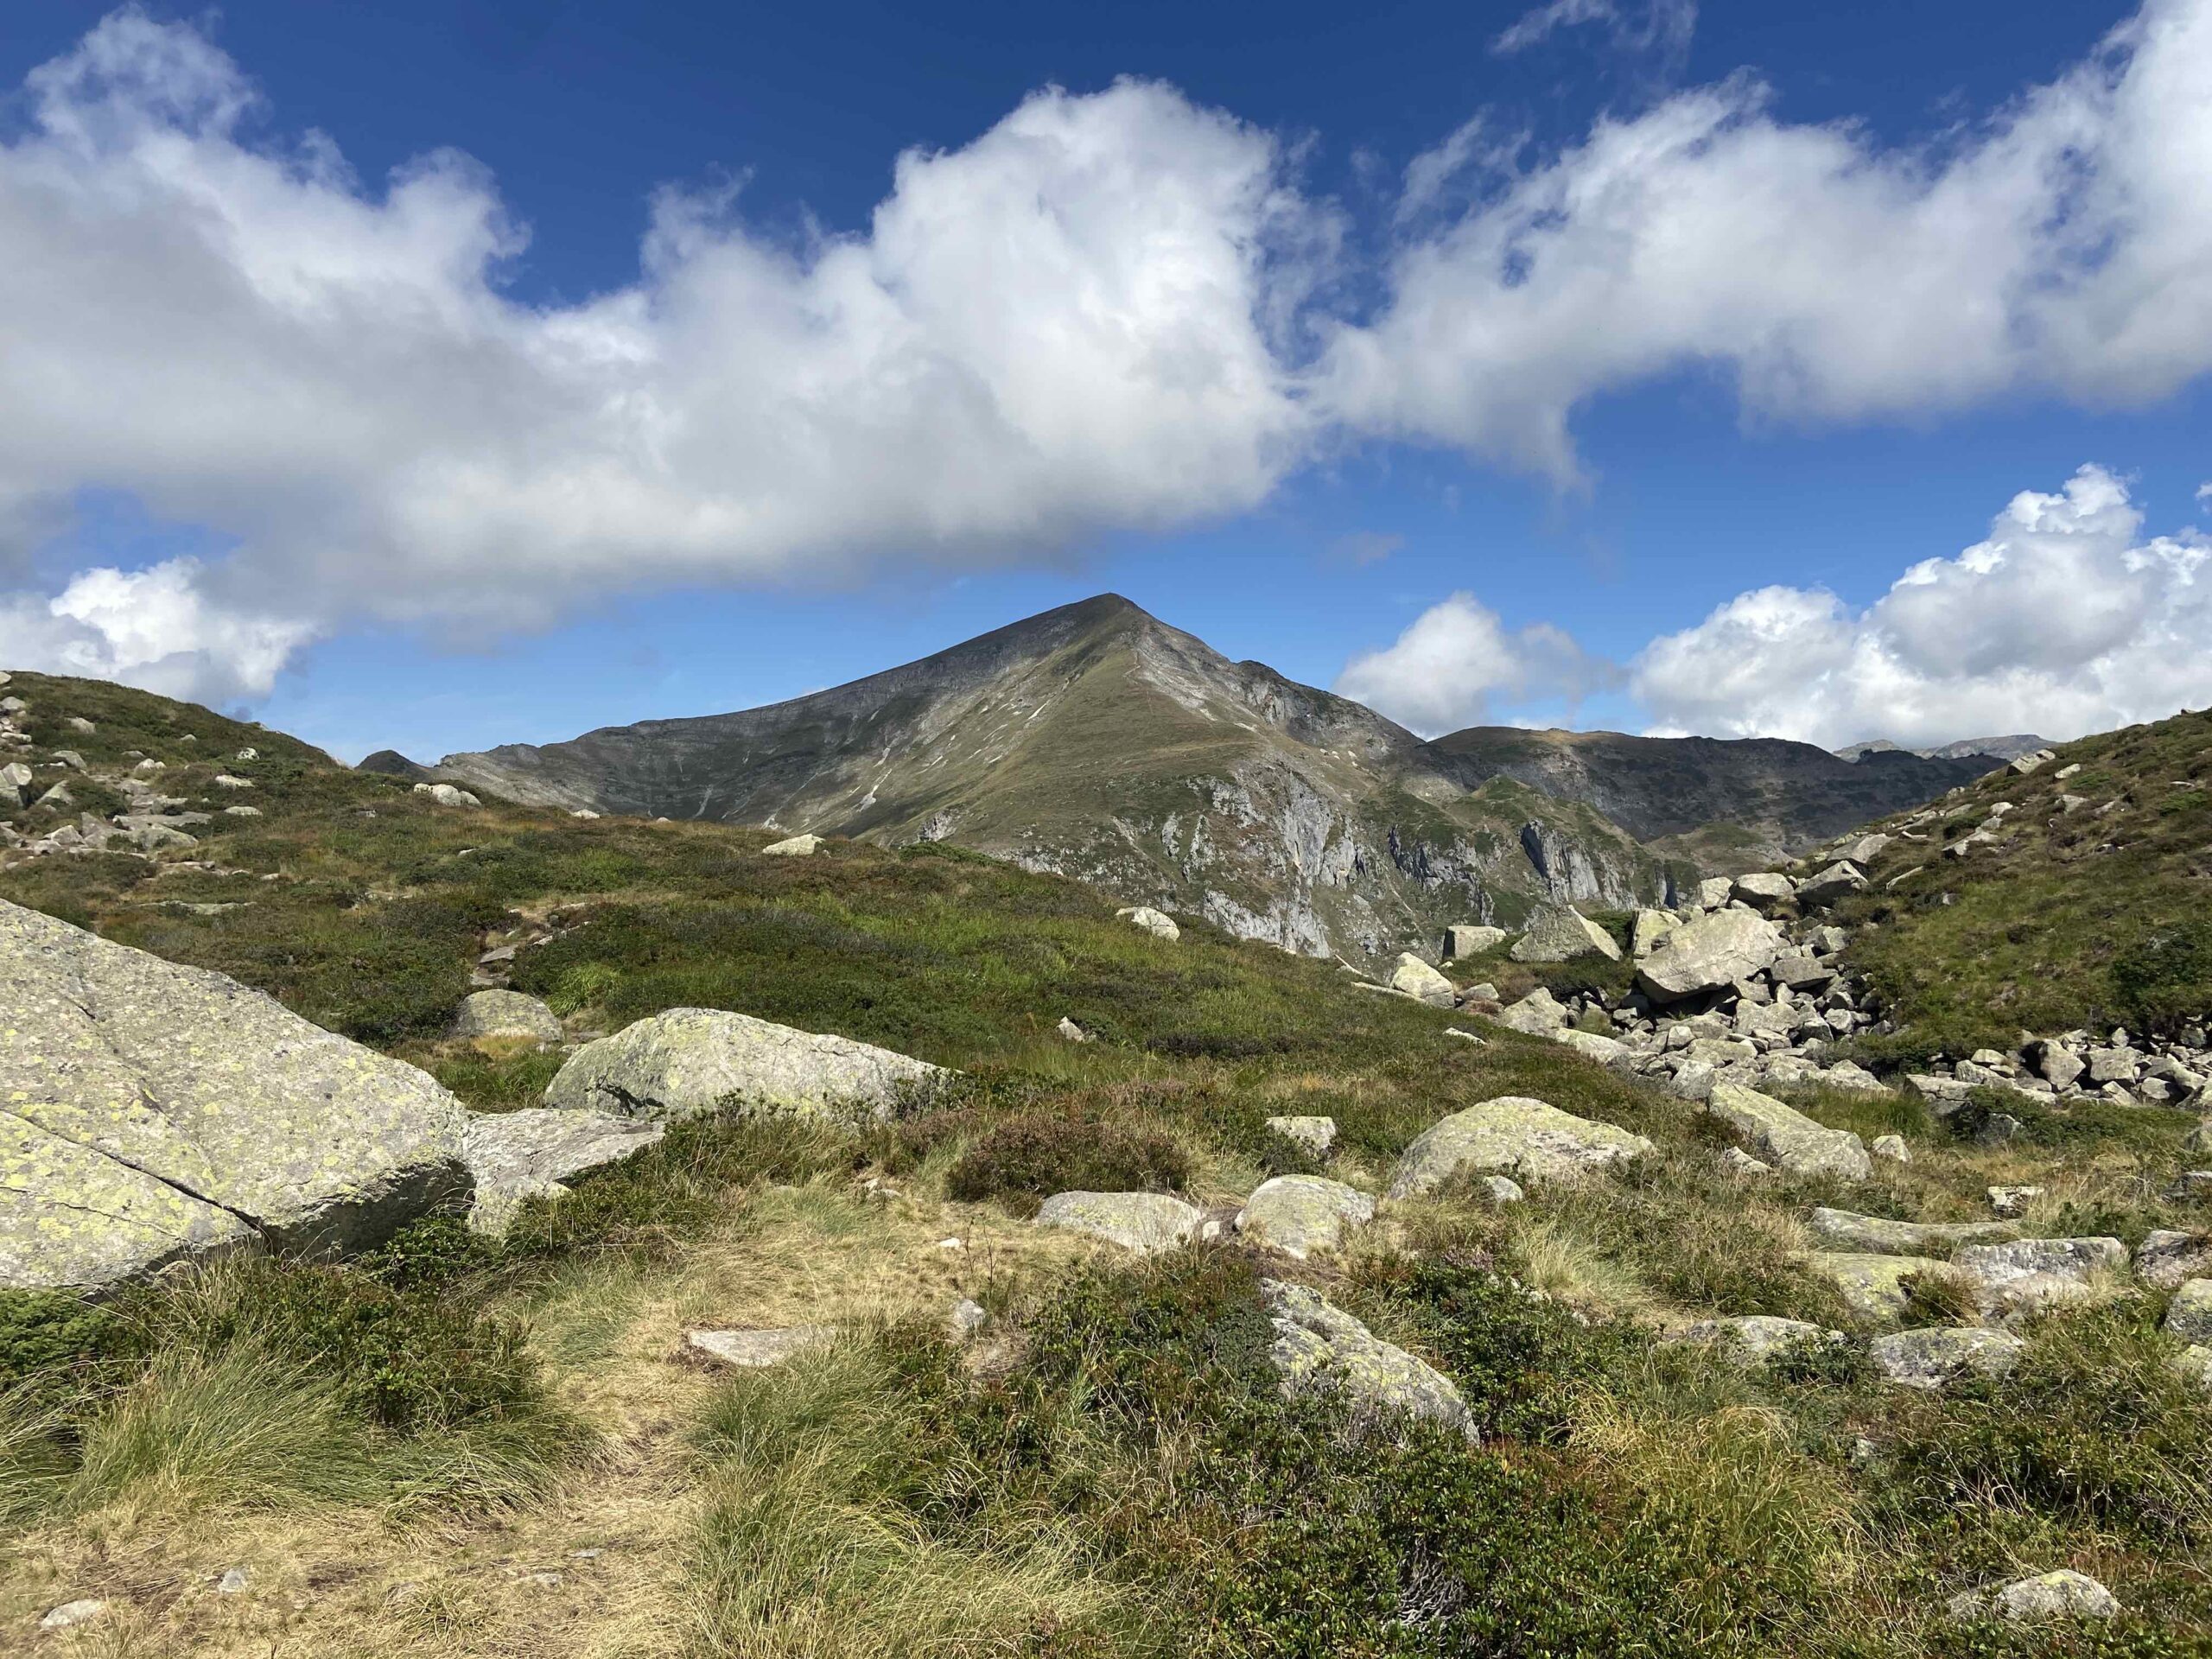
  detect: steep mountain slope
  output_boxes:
[433,596,1678,956]
[426,595,1997,959]
[1816,707,2212,1055]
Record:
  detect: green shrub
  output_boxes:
[944,1111,1192,1214]
[2110,921,2212,1037]
[0,1291,133,1405]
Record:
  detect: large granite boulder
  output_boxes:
[1495,987,1569,1034]
[1509,906,1622,963]
[1388,1096,1651,1198]
[1035,1190,1204,1254]
[543,1007,950,1122]
[450,988,564,1046]
[1262,1280,1472,1437]
[1443,924,1505,959]
[1704,1083,1870,1179]
[1635,910,1784,1003]
[1235,1175,1375,1259]
[461,1109,665,1236]
[1387,954,1458,1007]
[0,898,469,1291]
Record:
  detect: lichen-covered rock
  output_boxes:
[1808,1208,2018,1256]
[1635,909,1785,1003]
[1806,1251,1950,1324]
[1444,924,1505,959]
[1630,908,1680,957]
[1116,906,1180,942]
[2166,1278,2212,1344]
[543,1007,950,1122]
[1796,861,1868,906]
[1548,1027,1630,1066]
[462,1109,665,1236]
[1387,953,1458,1007]
[1678,1315,1842,1366]
[1262,1280,1472,1437]
[1263,1116,1337,1157]
[1946,1570,2117,1624]
[1719,1146,1777,1178]
[1705,1084,1871,1179]
[1509,906,1622,963]
[1236,1175,1376,1259]
[1871,1326,2024,1389]
[1731,873,1796,912]
[450,988,564,1046]
[1035,1191,1204,1254]
[1870,1134,1910,1164]
[1952,1237,2127,1320]
[0,899,469,1291]
[2136,1229,2212,1290]
[1387,1096,1651,1198]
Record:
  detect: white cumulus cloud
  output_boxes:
[1630,465,2212,747]
[0,9,1323,699]
[1333,591,1618,734]
[1328,0,2212,481]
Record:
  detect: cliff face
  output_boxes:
[430,596,1984,959]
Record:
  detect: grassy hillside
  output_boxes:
[1824,707,2212,1058]
[2,671,2209,1656]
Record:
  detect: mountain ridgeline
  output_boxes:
[412,595,1999,958]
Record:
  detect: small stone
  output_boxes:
[1679,1315,1841,1366]
[213,773,254,789]
[1947,1569,2117,1624]
[936,1236,964,1252]
[1987,1185,2042,1218]
[235,747,257,761]
[1719,1147,1778,1178]
[41,1599,107,1630]
[1871,1134,1910,1164]
[1479,1174,1525,1205]
[2136,1230,2212,1290]
[761,832,823,856]
[685,1326,835,1369]
[950,1298,988,1338]
[1055,1016,1090,1042]
[216,1566,252,1593]
[1974,1113,2025,1148]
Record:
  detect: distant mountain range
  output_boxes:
[376,595,2004,957]
[1833,734,2052,762]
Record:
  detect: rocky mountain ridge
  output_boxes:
[404,596,1997,960]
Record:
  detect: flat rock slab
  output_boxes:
[1,898,468,1291]
[451,989,564,1045]
[1806,1251,1950,1325]
[1262,1280,1472,1439]
[1235,1175,1375,1260]
[1808,1208,2018,1256]
[1952,1237,2127,1320]
[1509,906,1621,963]
[1705,1083,1870,1180]
[2138,1230,2212,1290]
[1871,1325,2025,1389]
[1388,1096,1651,1198]
[1035,1190,1203,1255]
[686,1326,834,1369]
[544,1007,950,1122]
[463,1109,666,1236]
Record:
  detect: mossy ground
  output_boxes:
[2,673,2209,1656]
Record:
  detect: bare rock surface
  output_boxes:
[1,898,469,1291]
[1262,1280,1472,1437]
[1035,1190,1204,1254]
[463,1109,666,1236]
[1388,1096,1651,1198]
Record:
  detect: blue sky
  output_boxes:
[3,1,2209,762]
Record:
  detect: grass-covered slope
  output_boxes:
[2,671,2209,1657]
[1827,707,2212,1057]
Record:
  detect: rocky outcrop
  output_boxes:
[1388,1096,1651,1198]
[1635,909,1785,1002]
[1808,1209,2017,1255]
[0,898,469,1291]
[543,1007,950,1122]
[1262,1280,1472,1437]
